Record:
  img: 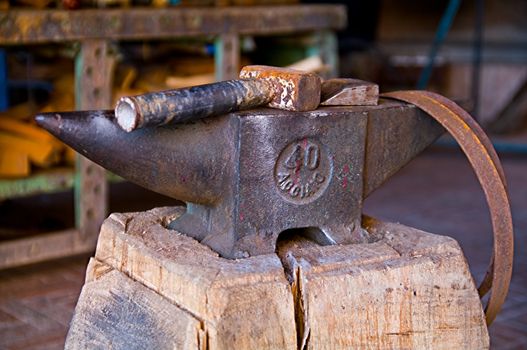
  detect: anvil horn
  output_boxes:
[35,110,235,205]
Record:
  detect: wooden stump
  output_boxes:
[66,207,489,349]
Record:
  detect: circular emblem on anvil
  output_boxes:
[274,138,333,204]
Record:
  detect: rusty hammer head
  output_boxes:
[239,65,321,112]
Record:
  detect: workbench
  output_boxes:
[0,6,346,269]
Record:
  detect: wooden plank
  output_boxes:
[0,6,347,45]
[0,229,95,270]
[446,63,527,125]
[93,206,297,350]
[66,259,203,350]
[286,55,325,73]
[0,168,122,202]
[377,0,527,48]
[490,81,527,133]
[166,73,215,88]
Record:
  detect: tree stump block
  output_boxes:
[66,207,489,349]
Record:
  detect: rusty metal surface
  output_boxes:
[382,90,514,326]
[36,101,440,259]
[0,6,346,45]
[115,79,274,131]
[321,78,379,106]
[239,65,321,112]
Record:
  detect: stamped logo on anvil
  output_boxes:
[274,138,333,204]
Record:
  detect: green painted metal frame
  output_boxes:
[0,168,75,201]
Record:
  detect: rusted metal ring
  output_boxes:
[381,90,514,325]
[415,91,506,300]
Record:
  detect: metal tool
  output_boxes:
[35,70,513,325]
[115,65,321,132]
[320,78,378,106]
[36,102,442,258]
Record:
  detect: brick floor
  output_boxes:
[0,148,525,349]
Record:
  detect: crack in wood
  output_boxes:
[276,241,311,350]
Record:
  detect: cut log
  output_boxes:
[67,207,489,349]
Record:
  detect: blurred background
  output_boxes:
[0,0,525,348]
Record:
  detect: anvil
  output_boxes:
[36,101,443,258]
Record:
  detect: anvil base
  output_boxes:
[66,207,489,349]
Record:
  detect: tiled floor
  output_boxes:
[0,148,526,349]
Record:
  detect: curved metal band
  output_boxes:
[381,90,514,325]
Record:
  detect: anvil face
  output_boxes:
[234,108,367,256]
[174,107,369,258]
[36,101,443,259]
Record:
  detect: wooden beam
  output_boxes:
[0,229,95,270]
[0,6,347,45]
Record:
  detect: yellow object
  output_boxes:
[0,149,30,177]
[65,146,77,165]
[0,117,62,147]
[0,132,57,167]
[0,102,40,121]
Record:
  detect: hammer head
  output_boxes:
[239,65,321,112]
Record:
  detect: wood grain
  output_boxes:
[278,218,490,349]
[67,259,203,350]
[68,207,488,349]
[92,206,297,350]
